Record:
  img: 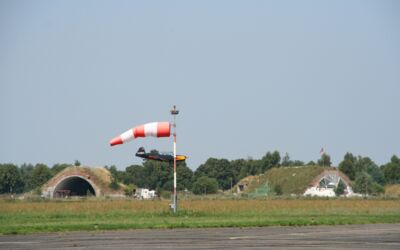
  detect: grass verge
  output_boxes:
[1,198,399,234]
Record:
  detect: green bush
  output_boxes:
[354,172,384,195]
[274,185,283,196]
[335,180,346,196]
[192,177,218,195]
[124,184,137,196]
[109,178,120,190]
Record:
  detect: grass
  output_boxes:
[1,198,400,234]
[385,184,400,197]
[238,165,327,195]
[264,166,327,194]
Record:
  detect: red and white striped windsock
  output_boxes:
[109,122,171,146]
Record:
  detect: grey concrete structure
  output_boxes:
[41,166,125,198]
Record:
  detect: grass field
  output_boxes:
[1,198,400,234]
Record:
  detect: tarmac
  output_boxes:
[0,223,399,249]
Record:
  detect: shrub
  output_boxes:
[124,184,137,196]
[274,185,283,196]
[109,178,120,190]
[334,180,346,196]
[192,177,218,195]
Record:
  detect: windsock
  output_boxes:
[109,122,170,146]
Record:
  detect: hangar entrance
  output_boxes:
[53,176,96,198]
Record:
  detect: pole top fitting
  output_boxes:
[170,105,179,115]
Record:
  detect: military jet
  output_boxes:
[135,147,187,163]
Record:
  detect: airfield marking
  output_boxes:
[0,241,38,244]
[229,236,259,240]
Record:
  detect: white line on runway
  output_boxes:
[229,236,259,240]
[0,241,38,244]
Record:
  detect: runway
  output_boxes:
[1,224,399,249]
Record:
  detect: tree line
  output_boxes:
[0,163,71,194]
[1,152,399,196]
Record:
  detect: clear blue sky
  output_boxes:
[1,1,399,170]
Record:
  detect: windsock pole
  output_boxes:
[171,105,179,213]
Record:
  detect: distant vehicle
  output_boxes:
[135,188,156,200]
[135,147,187,163]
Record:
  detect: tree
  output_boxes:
[339,152,356,180]
[354,172,372,195]
[382,155,400,184]
[231,159,248,181]
[353,172,383,195]
[281,153,291,167]
[194,158,233,190]
[176,163,194,190]
[318,153,332,167]
[141,160,171,190]
[51,163,70,176]
[307,161,316,166]
[293,160,304,166]
[247,158,262,176]
[334,180,346,196]
[31,164,52,189]
[124,165,145,187]
[261,151,280,171]
[281,153,304,167]
[363,158,385,185]
[369,182,385,195]
[0,164,24,193]
[271,151,281,167]
[74,160,81,166]
[106,165,120,181]
[20,163,34,192]
[161,162,193,191]
[339,154,385,184]
[192,176,218,195]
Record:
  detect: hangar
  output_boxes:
[303,169,354,197]
[235,165,355,197]
[42,166,125,198]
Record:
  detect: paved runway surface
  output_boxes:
[1,224,399,249]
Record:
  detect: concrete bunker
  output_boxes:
[42,166,126,199]
[53,176,96,198]
[304,170,354,197]
[234,166,355,197]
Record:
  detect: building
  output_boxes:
[234,166,355,197]
[42,166,125,198]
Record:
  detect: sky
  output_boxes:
[1,0,399,170]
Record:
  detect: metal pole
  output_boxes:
[171,105,179,213]
[173,126,177,213]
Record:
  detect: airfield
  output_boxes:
[1,224,399,249]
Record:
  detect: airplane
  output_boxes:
[135,147,187,163]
